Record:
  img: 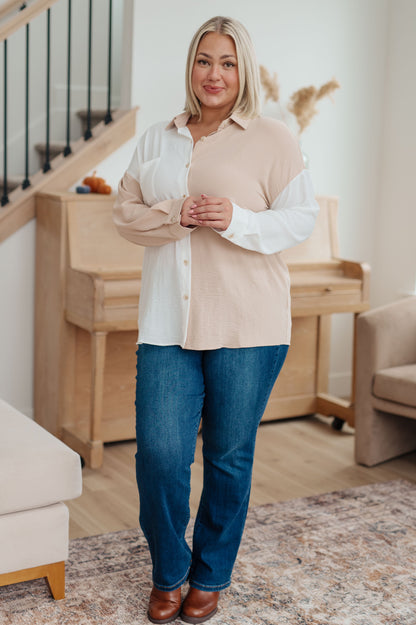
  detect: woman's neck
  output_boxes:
[191,106,233,129]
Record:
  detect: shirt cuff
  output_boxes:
[219,202,250,242]
[165,198,193,236]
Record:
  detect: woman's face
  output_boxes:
[192,32,239,118]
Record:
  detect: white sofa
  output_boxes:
[0,399,82,599]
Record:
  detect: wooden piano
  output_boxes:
[34,191,370,468]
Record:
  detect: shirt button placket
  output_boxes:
[183,143,192,200]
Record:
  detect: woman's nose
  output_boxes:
[208,64,221,80]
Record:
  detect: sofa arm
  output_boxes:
[356,297,416,374]
[355,296,416,424]
[355,296,416,466]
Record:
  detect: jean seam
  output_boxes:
[188,578,231,591]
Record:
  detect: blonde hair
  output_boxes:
[185,16,261,120]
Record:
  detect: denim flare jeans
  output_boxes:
[135,343,288,592]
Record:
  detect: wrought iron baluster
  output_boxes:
[1,40,9,207]
[104,0,113,124]
[64,0,72,156]
[43,8,51,173]
[22,22,30,189]
[84,0,93,140]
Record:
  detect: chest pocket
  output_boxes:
[139,157,161,206]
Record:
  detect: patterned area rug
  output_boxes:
[1,480,416,625]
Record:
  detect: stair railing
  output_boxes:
[0,0,121,210]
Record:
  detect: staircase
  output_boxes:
[0,0,136,243]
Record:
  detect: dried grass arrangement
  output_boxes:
[259,65,280,104]
[259,65,340,135]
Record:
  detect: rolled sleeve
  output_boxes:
[113,172,190,247]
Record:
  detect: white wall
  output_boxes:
[372,0,416,304]
[0,220,35,416]
[1,0,414,417]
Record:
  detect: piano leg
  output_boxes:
[61,327,134,469]
[316,312,359,428]
[88,331,108,467]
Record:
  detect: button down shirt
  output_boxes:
[113,112,319,349]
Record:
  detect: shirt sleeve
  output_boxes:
[113,142,191,247]
[218,168,319,255]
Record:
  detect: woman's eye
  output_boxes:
[197,59,209,66]
[224,62,235,68]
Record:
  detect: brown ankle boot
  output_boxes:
[180,587,220,624]
[148,586,182,624]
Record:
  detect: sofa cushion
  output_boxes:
[0,399,82,516]
[373,364,416,408]
[0,503,69,575]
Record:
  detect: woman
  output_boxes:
[114,15,319,625]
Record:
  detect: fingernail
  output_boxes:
[201,194,207,198]
[190,204,197,208]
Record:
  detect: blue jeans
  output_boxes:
[135,343,288,592]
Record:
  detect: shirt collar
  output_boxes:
[165,111,250,131]
[229,113,250,129]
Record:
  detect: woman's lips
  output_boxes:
[203,86,223,94]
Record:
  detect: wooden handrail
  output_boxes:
[0,0,60,43]
[0,0,25,22]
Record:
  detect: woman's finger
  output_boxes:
[196,195,223,206]
[195,212,222,221]
[190,203,224,215]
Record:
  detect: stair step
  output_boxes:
[35,142,67,162]
[0,176,25,195]
[34,111,115,162]
[77,109,115,134]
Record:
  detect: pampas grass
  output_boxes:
[288,79,340,133]
[259,65,280,103]
[259,65,340,135]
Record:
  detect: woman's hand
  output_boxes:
[188,194,233,231]
[180,196,203,228]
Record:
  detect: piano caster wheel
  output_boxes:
[80,456,86,469]
[331,417,345,431]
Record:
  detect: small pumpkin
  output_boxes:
[82,170,105,192]
[96,181,112,195]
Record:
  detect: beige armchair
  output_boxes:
[355,297,416,466]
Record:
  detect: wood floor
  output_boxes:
[67,415,416,540]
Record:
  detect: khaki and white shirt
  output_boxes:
[114,112,319,349]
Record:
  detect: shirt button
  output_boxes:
[200,136,206,142]
[182,194,186,198]
[183,294,189,300]
[185,163,189,168]
[228,233,234,239]
[184,260,189,266]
